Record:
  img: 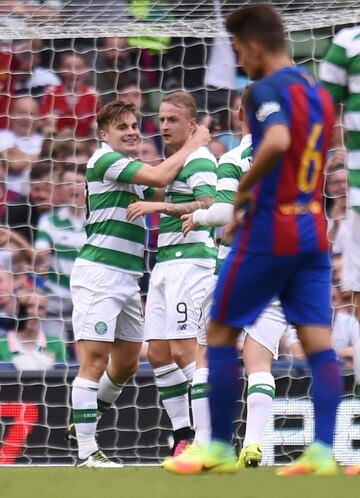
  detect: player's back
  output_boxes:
[245,66,335,255]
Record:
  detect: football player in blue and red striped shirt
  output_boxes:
[168,4,343,476]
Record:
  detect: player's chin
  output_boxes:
[123,142,138,155]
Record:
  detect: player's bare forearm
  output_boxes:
[162,196,214,217]
[126,196,214,221]
[238,124,290,191]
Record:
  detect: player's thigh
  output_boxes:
[165,263,214,340]
[144,264,167,341]
[115,281,144,344]
[244,299,288,361]
[109,338,142,378]
[71,266,123,343]
[342,210,360,293]
[198,275,218,347]
[280,252,332,327]
[211,252,290,328]
[243,335,274,374]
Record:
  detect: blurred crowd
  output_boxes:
[0,33,357,371]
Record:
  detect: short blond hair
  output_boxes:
[161,91,197,119]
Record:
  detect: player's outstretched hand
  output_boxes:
[126,201,163,222]
[181,213,197,236]
[190,125,211,146]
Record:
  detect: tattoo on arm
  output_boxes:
[162,196,214,217]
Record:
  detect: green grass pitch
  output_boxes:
[0,467,359,498]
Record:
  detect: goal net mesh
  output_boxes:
[0,0,358,466]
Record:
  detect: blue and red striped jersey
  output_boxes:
[240,66,335,255]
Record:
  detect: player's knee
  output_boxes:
[147,343,170,368]
[79,353,108,381]
[171,349,192,368]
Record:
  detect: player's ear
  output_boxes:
[239,106,244,123]
[189,117,196,131]
[99,128,108,141]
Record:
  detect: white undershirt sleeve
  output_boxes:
[192,202,234,227]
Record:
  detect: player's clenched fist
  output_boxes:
[189,124,211,146]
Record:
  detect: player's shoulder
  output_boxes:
[218,135,252,170]
[184,146,217,166]
[333,26,360,50]
[87,143,126,170]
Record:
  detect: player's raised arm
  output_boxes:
[132,125,210,188]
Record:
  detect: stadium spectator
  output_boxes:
[0,41,21,129]
[320,27,360,334]
[0,153,21,223]
[0,265,16,337]
[0,290,67,370]
[40,52,100,138]
[325,150,348,247]
[137,137,162,166]
[91,37,136,105]
[0,96,43,195]
[35,163,86,342]
[218,91,242,150]
[12,39,60,98]
[7,161,53,245]
[117,73,160,150]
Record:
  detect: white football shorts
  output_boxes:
[342,209,360,292]
[144,262,214,341]
[199,275,290,359]
[70,264,144,343]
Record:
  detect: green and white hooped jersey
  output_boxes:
[320,27,360,211]
[215,134,252,275]
[36,207,87,299]
[157,146,217,266]
[76,142,154,275]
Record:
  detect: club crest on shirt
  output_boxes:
[256,101,281,122]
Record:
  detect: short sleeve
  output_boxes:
[250,81,289,131]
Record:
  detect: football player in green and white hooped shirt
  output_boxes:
[164,86,296,473]
[35,163,87,341]
[69,100,210,468]
[320,26,360,477]
[126,91,217,455]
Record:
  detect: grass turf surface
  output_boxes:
[0,467,358,498]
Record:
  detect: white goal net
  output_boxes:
[0,0,358,466]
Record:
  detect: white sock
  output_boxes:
[243,372,275,448]
[72,376,99,460]
[154,363,191,430]
[182,361,196,383]
[191,367,210,445]
[97,370,124,421]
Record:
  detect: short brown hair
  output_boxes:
[226,4,286,52]
[96,100,138,131]
[30,161,52,181]
[161,91,197,119]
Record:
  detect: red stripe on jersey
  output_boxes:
[312,87,335,251]
[217,186,259,323]
[273,84,308,255]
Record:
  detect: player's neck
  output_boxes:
[262,53,292,77]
